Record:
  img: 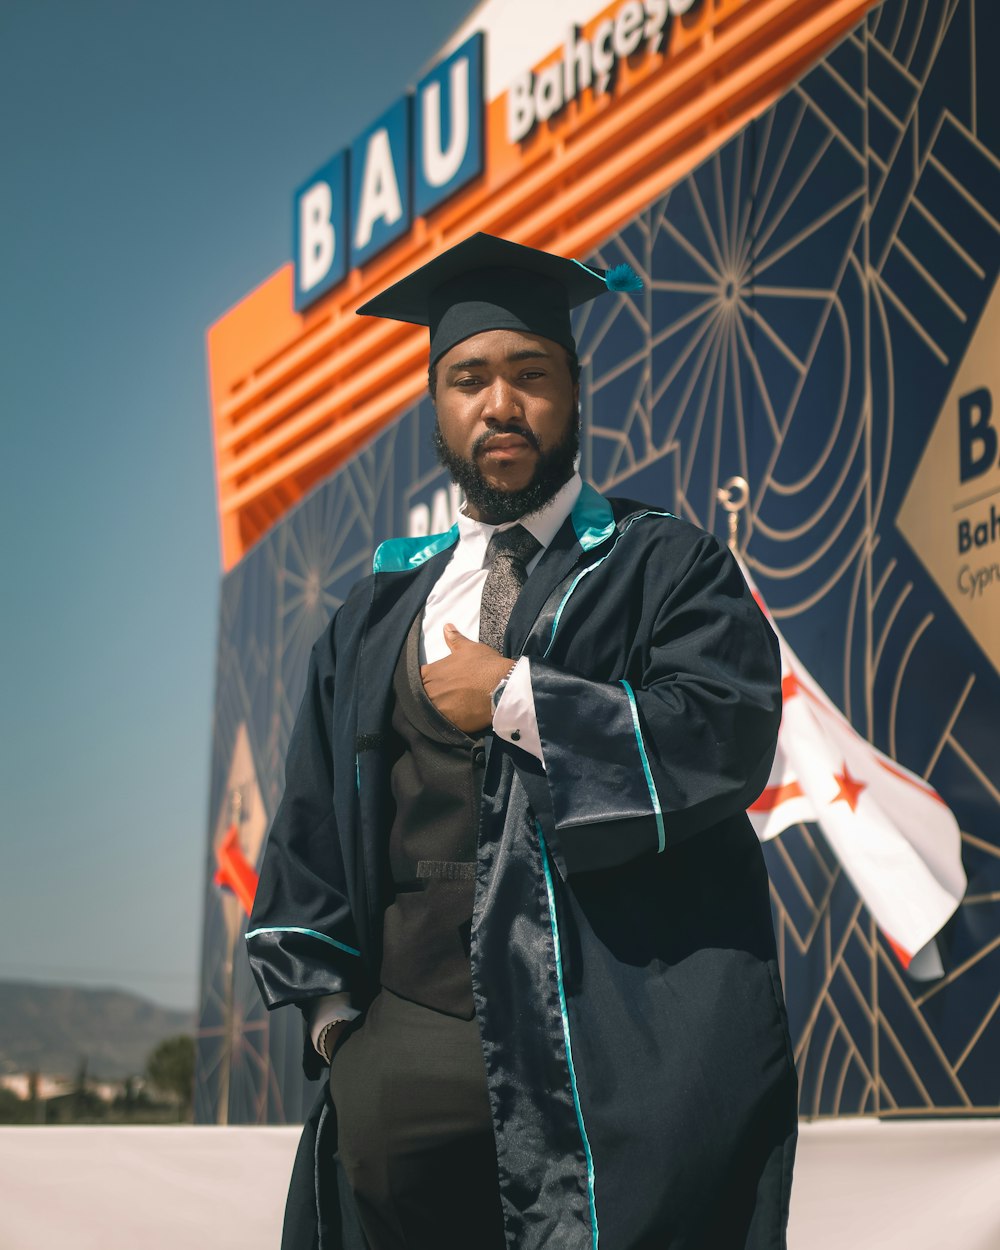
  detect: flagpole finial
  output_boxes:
[717,476,749,552]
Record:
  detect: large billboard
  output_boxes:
[197,0,1000,1125]
[206,0,874,571]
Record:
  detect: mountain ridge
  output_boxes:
[0,979,195,1080]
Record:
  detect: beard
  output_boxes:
[432,411,580,525]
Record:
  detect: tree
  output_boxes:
[0,1086,33,1125]
[63,1055,105,1123]
[145,1034,194,1119]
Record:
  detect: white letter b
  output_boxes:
[299,183,335,292]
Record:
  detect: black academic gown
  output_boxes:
[247,484,798,1250]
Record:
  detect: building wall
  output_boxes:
[196,0,1000,1125]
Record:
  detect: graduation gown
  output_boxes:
[247,483,798,1250]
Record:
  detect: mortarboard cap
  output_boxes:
[356,232,642,366]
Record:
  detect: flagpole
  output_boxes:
[217,786,242,1126]
[717,475,749,554]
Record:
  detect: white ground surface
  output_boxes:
[0,1118,998,1249]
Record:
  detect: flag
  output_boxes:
[741,562,966,978]
[214,823,260,917]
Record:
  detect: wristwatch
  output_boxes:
[318,1020,338,1063]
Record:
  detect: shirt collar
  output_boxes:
[453,472,583,569]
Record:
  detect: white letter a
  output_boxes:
[354,130,403,251]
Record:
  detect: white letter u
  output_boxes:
[421,58,470,189]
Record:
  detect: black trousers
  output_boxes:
[329,989,506,1250]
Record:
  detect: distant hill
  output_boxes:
[0,981,195,1080]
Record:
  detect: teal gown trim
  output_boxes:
[245,925,362,959]
[373,525,460,574]
[536,820,600,1249]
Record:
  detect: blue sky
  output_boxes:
[0,0,473,1010]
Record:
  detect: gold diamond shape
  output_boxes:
[897,276,1000,679]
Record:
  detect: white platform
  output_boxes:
[1,1118,997,1249]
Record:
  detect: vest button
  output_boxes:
[510,729,521,742]
[472,746,486,766]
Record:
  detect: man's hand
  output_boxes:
[420,624,513,734]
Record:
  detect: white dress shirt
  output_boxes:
[309,473,583,1056]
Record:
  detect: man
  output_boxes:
[247,234,797,1250]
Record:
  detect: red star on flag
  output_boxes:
[831,762,866,813]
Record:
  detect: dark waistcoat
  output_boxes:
[379,612,486,1019]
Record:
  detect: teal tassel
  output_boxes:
[604,263,643,292]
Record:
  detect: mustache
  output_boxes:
[472,425,541,456]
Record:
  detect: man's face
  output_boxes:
[432,329,580,524]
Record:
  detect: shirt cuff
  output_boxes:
[492,657,545,767]
[308,992,360,1058]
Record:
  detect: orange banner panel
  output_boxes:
[207,0,877,570]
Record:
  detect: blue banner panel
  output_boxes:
[414,32,484,219]
[349,96,412,270]
[292,152,348,313]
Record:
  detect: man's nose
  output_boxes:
[482,377,524,424]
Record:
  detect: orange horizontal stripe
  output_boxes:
[224,367,429,512]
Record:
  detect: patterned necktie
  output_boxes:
[479,524,542,654]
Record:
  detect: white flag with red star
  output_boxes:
[741,563,966,978]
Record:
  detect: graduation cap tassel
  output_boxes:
[604,263,643,292]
